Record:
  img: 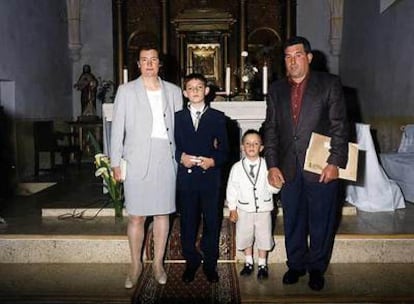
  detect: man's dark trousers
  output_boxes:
[281,164,339,273]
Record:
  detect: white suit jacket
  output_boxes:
[110,77,183,179]
[226,157,279,213]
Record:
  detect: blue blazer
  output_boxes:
[175,106,229,191]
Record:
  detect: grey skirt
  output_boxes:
[124,138,176,216]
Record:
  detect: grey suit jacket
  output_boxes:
[110,76,183,179]
[263,71,349,183]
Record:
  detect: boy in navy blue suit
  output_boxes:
[175,73,229,283]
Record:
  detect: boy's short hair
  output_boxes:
[242,129,262,143]
[183,73,207,89]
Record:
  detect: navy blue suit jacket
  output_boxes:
[175,107,229,191]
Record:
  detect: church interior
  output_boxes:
[0,0,414,303]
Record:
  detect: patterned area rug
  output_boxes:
[145,215,236,262]
[133,216,240,304]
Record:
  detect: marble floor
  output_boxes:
[0,163,414,303]
[0,262,413,304]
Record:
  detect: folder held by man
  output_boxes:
[304,132,358,181]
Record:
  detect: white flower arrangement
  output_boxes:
[240,51,258,83]
[94,153,124,217]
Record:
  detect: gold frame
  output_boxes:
[187,43,221,85]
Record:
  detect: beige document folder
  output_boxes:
[304,132,359,181]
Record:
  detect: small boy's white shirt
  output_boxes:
[242,157,280,194]
[244,158,260,177]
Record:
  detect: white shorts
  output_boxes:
[235,209,274,251]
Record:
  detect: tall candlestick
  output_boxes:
[262,63,268,95]
[225,65,231,96]
[123,67,128,84]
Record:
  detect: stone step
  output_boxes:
[2,204,412,264]
[40,204,358,217]
[1,233,413,264]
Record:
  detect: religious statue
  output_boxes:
[74,64,98,119]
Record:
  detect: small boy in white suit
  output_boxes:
[226,129,281,280]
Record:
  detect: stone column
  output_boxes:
[328,0,343,56]
[328,0,343,74]
[66,0,82,61]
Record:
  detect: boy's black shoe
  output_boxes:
[203,268,219,283]
[282,269,306,284]
[182,266,198,283]
[240,263,254,276]
[257,265,269,280]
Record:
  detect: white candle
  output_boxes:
[262,64,268,95]
[225,65,231,96]
[123,68,128,84]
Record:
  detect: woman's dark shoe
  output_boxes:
[282,269,306,284]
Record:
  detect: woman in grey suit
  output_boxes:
[110,44,183,288]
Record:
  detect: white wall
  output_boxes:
[296,0,337,73]
[0,0,72,120]
[340,0,414,118]
[297,0,414,152]
[0,0,73,177]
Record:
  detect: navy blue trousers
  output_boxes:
[178,188,221,270]
[281,166,339,273]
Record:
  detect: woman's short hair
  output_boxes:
[137,43,161,60]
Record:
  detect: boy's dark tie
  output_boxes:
[194,111,201,130]
[249,164,256,178]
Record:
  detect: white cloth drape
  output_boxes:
[380,124,414,202]
[346,123,405,212]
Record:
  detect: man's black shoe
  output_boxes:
[203,268,219,283]
[282,269,306,284]
[182,266,197,283]
[308,270,325,291]
[240,263,254,276]
[257,265,269,280]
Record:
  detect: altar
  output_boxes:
[211,101,266,137]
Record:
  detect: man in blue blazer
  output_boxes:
[175,73,229,283]
[263,36,349,291]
